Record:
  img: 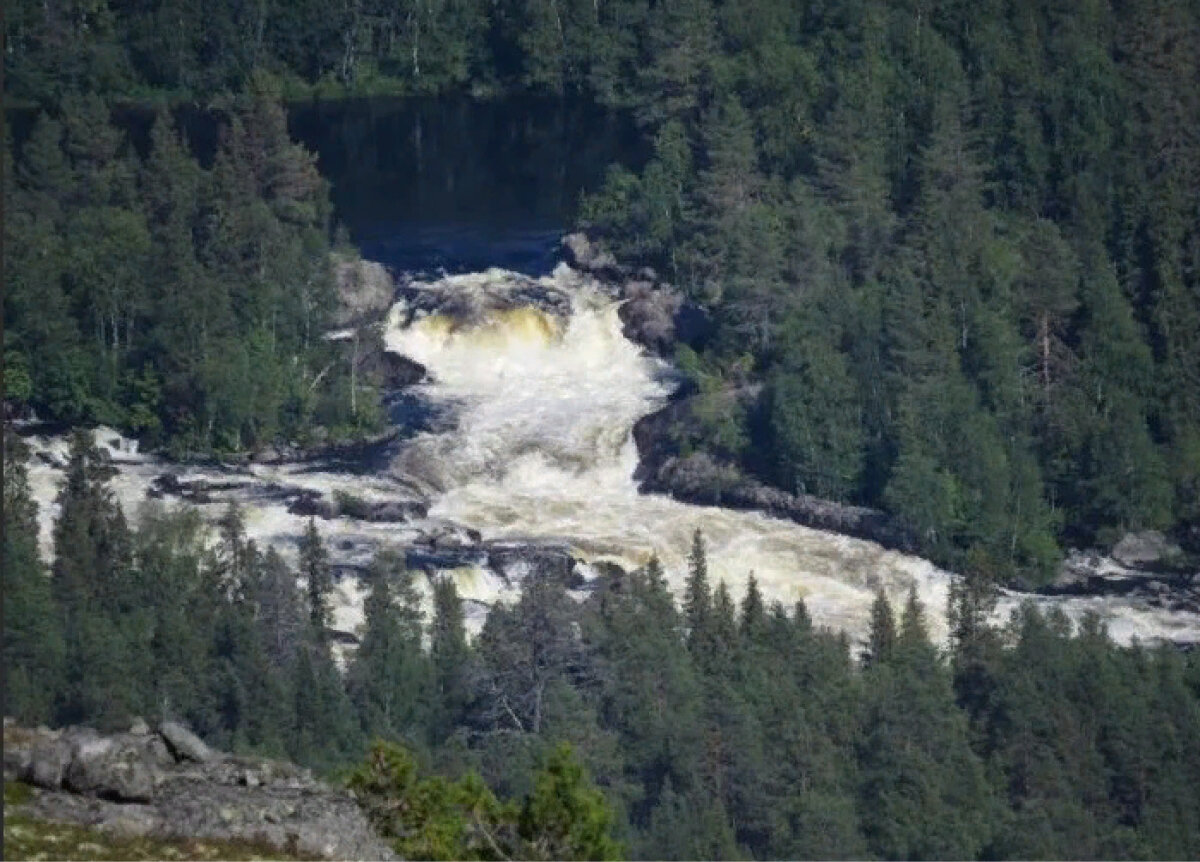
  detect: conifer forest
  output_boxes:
[4,0,1200,859]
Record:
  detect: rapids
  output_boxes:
[382,265,1200,645]
[20,263,1200,651]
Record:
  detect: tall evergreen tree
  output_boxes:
[429,574,471,742]
[299,517,333,637]
[349,549,429,741]
[2,431,66,723]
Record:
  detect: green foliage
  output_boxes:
[5,88,378,457]
[6,453,1200,859]
[519,743,624,860]
[350,740,621,860]
[349,551,430,741]
[2,432,66,724]
[767,331,864,500]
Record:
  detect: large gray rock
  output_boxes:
[5,722,397,861]
[381,351,427,388]
[159,721,215,763]
[620,280,680,352]
[1112,531,1182,570]
[333,256,396,327]
[27,735,73,789]
[63,733,158,802]
[561,232,617,274]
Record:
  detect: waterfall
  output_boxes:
[21,263,1198,650]
[384,264,955,640]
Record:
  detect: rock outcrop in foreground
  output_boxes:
[3,721,394,861]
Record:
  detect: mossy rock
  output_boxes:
[3,782,313,861]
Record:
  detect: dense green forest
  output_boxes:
[6,0,1200,582]
[4,4,1200,856]
[575,0,1200,585]
[4,75,381,455]
[5,428,1200,859]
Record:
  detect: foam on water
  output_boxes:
[21,265,1199,650]
[383,266,957,642]
[383,264,1200,646]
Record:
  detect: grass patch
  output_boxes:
[3,783,313,861]
[6,780,35,805]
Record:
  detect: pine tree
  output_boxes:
[2,431,66,723]
[865,590,897,668]
[738,573,765,645]
[517,743,623,861]
[51,430,138,728]
[349,550,430,741]
[429,574,471,741]
[253,546,305,672]
[683,528,712,659]
[857,589,995,859]
[299,517,333,637]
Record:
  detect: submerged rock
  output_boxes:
[287,489,427,522]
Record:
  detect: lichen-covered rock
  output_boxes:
[27,735,73,790]
[63,734,158,802]
[4,723,396,861]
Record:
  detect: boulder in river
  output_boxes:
[1112,530,1182,570]
[381,351,427,388]
[561,232,618,274]
[333,256,396,327]
[618,279,712,354]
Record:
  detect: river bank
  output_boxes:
[18,248,1200,653]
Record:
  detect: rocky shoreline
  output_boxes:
[17,234,1198,651]
[561,233,923,559]
[3,720,394,860]
[564,232,1200,621]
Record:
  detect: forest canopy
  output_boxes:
[6,0,1199,581]
[4,437,1200,860]
[4,73,381,455]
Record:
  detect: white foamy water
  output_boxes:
[382,265,1200,646]
[21,264,1199,650]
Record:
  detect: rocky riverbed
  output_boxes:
[18,240,1200,653]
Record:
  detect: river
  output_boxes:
[18,96,1200,650]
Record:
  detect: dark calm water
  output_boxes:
[291,97,646,276]
[7,96,647,277]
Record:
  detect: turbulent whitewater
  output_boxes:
[22,263,1200,649]
[382,265,1198,645]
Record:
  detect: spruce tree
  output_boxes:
[349,549,429,741]
[52,430,138,728]
[865,590,897,668]
[2,431,66,723]
[683,528,713,659]
[429,574,471,741]
[299,517,333,637]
